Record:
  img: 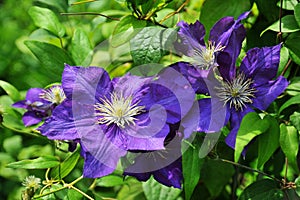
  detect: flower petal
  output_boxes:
[25,88,45,103]
[240,44,281,83]
[22,111,43,126]
[12,100,28,109]
[252,76,288,110]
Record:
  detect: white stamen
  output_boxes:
[94,92,145,128]
[39,86,66,104]
[215,73,256,111]
[192,41,225,69]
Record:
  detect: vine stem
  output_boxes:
[217,158,282,183]
[280,58,292,76]
[61,12,120,21]
[278,0,283,43]
[32,175,94,199]
[159,0,190,24]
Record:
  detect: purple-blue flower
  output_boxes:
[124,125,183,188]
[38,64,193,178]
[12,85,65,126]
[179,44,288,149]
[175,12,249,79]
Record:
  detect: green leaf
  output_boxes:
[25,40,74,82]
[95,174,125,187]
[235,112,270,162]
[286,32,300,64]
[295,3,300,27]
[278,0,298,10]
[280,124,299,172]
[290,111,300,131]
[6,156,60,169]
[182,137,204,200]
[130,27,176,66]
[295,176,300,197]
[239,179,284,200]
[142,177,181,200]
[279,94,300,113]
[201,159,234,197]
[117,178,145,200]
[200,0,251,35]
[50,148,80,179]
[261,15,300,36]
[33,0,68,12]
[3,135,22,157]
[71,29,93,66]
[28,6,65,38]
[0,80,21,101]
[286,77,300,96]
[257,116,280,168]
[277,46,289,76]
[112,15,147,47]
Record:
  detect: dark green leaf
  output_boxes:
[290,111,300,131]
[294,3,300,27]
[286,32,300,64]
[6,156,60,169]
[142,177,181,200]
[130,27,176,66]
[261,15,300,35]
[0,80,21,101]
[235,112,270,162]
[50,148,80,179]
[201,159,235,197]
[25,40,74,82]
[200,0,251,35]
[95,174,124,187]
[28,6,65,38]
[71,29,93,66]
[33,0,68,12]
[239,179,284,200]
[112,15,147,47]
[182,137,204,200]
[279,94,300,113]
[257,116,280,168]
[280,124,299,172]
[286,77,300,96]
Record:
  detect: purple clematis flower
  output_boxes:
[124,124,183,188]
[175,12,249,79]
[12,85,66,126]
[38,64,193,178]
[181,44,288,149]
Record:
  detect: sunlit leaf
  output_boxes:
[261,15,300,36]
[71,29,93,66]
[6,156,60,169]
[290,111,300,131]
[279,94,300,113]
[95,174,125,187]
[0,80,21,102]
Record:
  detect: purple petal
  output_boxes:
[22,111,43,126]
[240,44,281,83]
[225,107,254,149]
[175,21,206,56]
[252,76,288,110]
[12,100,28,109]
[25,88,45,103]
[62,64,113,104]
[170,62,209,94]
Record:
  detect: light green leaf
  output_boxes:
[142,177,181,200]
[3,135,22,157]
[257,116,280,168]
[294,3,300,27]
[201,159,234,197]
[117,178,145,200]
[290,111,300,131]
[182,136,204,200]
[33,0,68,12]
[286,77,300,96]
[112,15,147,47]
[239,179,284,200]
[261,15,300,36]
[278,47,289,76]
[278,0,298,10]
[279,94,300,113]
[200,0,251,35]
[130,27,176,66]
[234,112,270,162]
[295,176,300,197]
[0,80,21,101]
[286,32,300,65]
[25,40,74,82]
[50,148,80,179]
[280,124,299,172]
[95,174,125,187]
[28,6,65,38]
[6,156,60,169]
[71,29,93,66]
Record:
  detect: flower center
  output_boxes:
[39,86,66,105]
[192,41,225,69]
[215,73,256,111]
[94,92,145,128]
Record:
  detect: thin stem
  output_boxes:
[59,38,64,49]
[284,158,288,183]
[280,58,292,76]
[159,0,190,24]
[61,12,120,21]
[278,0,283,42]
[69,185,94,200]
[217,158,281,183]
[71,0,96,5]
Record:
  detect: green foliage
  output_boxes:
[6,156,60,169]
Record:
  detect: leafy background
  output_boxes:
[1,0,300,199]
